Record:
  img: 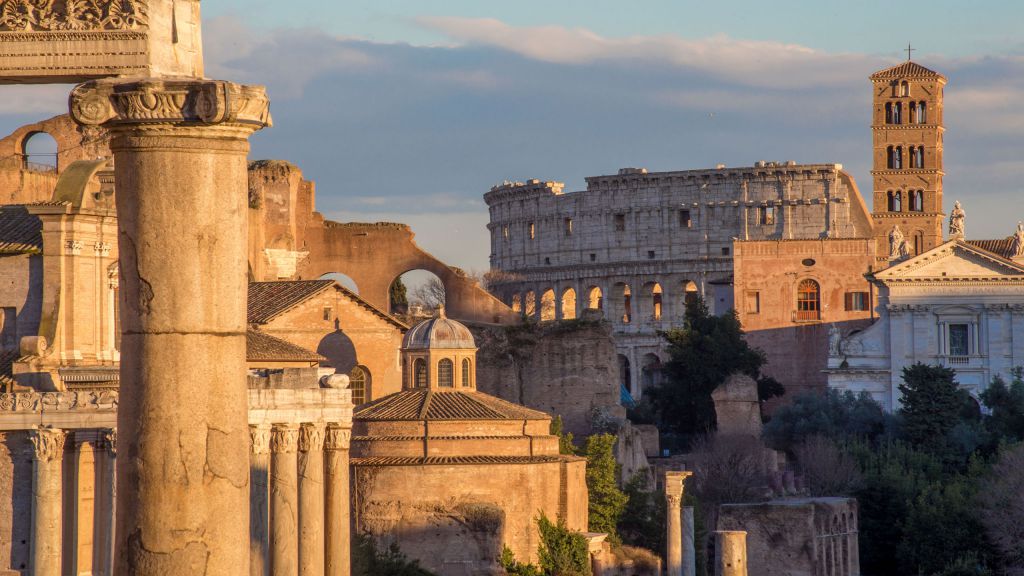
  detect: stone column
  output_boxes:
[250,425,271,576]
[714,531,748,576]
[30,426,67,576]
[101,429,117,576]
[70,78,270,575]
[299,423,326,576]
[271,424,300,576]
[324,424,352,576]
[683,506,696,576]
[664,471,693,576]
[71,431,99,576]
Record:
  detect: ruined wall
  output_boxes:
[470,316,624,439]
[0,432,32,574]
[0,254,42,356]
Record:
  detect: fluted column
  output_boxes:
[664,471,692,576]
[271,424,300,576]
[250,425,271,576]
[71,77,270,575]
[30,426,67,576]
[324,424,352,576]
[299,423,325,576]
[714,531,748,576]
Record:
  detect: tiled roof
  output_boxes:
[248,280,335,324]
[0,350,19,387]
[351,455,564,466]
[246,329,325,363]
[870,61,944,80]
[0,206,42,254]
[968,239,1017,260]
[355,389,551,422]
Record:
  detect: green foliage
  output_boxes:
[762,389,894,452]
[500,546,543,576]
[351,535,437,576]
[616,470,665,553]
[389,277,408,311]
[501,515,592,576]
[648,296,768,436]
[898,363,972,455]
[584,434,628,540]
[756,375,786,402]
[979,368,1024,443]
[550,416,578,455]
[934,553,994,576]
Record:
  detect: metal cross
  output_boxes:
[906,42,915,61]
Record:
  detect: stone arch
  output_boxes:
[611,282,632,324]
[510,293,522,314]
[319,272,359,294]
[560,287,577,320]
[586,286,604,312]
[392,269,446,315]
[617,354,631,396]
[640,353,662,392]
[539,288,556,322]
[681,280,699,315]
[524,290,537,317]
[639,282,663,321]
[21,131,58,172]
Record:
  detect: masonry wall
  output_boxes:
[0,432,32,573]
[0,255,42,355]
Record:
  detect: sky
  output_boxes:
[3,2,1024,273]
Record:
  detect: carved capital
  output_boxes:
[0,0,149,32]
[65,239,83,255]
[249,424,271,456]
[94,241,112,257]
[666,493,682,508]
[324,424,352,451]
[270,424,299,454]
[70,77,272,130]
[30,427,67,463]
[299,423,325,452]
[103,428,117,456]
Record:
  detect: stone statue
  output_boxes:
[1012,221,1024,258]
[889,225,909,259]
[949,201,965,237]
[828,324,841,356]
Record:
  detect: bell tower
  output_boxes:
[870,59,947,262]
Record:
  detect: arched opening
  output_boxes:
[540,289,556,322]
[652,283,663,320]
[612,283,632,324]
[349,366,369,405]
[21,131,58,173]
[618,354,632,399]
[560,287,577,320]
[393,269,446,318]
[640,353,662,392]
[640,282,663,321]
[900,80,909,97]
[912,230,924,255]
[320,272,359,294]
[909,101,917,123]
[414,358,428,388]
[524,290,536,317]
[682,281,699,314]
[461,358,472,388]
[918,101,927,123]
[796,279,821,321]
[438,358,454,388]
[887,191,902,212]
[511,293,522,314]
[892,101,902,124]
[884,102,893,124]
[587,286,604,311]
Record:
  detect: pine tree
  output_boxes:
[898,363,967,453]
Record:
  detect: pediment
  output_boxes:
[876,241,1024,282]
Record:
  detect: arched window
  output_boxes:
[587,287,603,311]
[524,290,536,317]
[350,366,369,405]
[887,146,895,169]
[909,101,917,123]
[909,190,924,212]
[511,293,522,314]
[900,80,909,97]
[918,101,927,123]
[885,102,893,124]
[796,279,821,321]
[913,231,924,255]
[621,284,632,324]
[561,287,577,320]
[888,191,902,212]
[438,358,454,388]
[894,146,903,169]
[414,358,428,388]
[540,289,556,322]
[461,358,471,387]
[651,283,663,320]
[893,101,902,124]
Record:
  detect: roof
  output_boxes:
[402,312,476,350]
[246,329,326,363]
[354,389,551,422]
[351,455,566,466]
[967,238,1017,260]
[870,61,945,81]
[248,280,407,329]
[0,206,42,255]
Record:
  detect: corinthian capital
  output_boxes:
[299,423,325,453]
[324,424,352,451]
[30,427,67,463]
[249,425,271,456]
[270,424,299,454]
[70,77,272,129]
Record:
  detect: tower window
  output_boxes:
[414,358,428,388]
[900,80,909,97]
[679,209,692,228]
[918,101,927,123]
[893,101,902,124]
[796,279,821,321]
[438,358,454,388]
[614,214,626,232]
[887,146,903,170]
[461,358,471,387]
[887,191,902,212]
[885,102,893,124]
[909,190,924,212]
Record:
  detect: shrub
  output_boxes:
[762,389,893,452]
[977,444,1024,575]
[793,435,862,496]
[617,470,665,553]
[689,434,771,506]
[501,514,592,576]
[351,535,437,576]
[584,434,628,540]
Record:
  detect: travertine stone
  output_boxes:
[101,429,118,576]
[271,424,299,576]
[69,77,270,575]
[30,426,66,576]
[683,506,696,576]
[324,424,352,576]
[250,425,271,576]
[298,423,325,576]
[714,531,748,576]
[72,433,98,576]
[664,471,692,576]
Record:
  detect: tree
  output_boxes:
[980,368,1024,443]
[977,444,1024,575]
[648,297,768,436]
[389,277,408,313]
[411,276,446,310]
[762,389,894,452]
[617,470,665,553]
[584,434,628,539]
[898,363,970,453]
[351,535,437,576]
[793,435,862,496]
[499,514,592,576]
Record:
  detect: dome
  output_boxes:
[402,308,476,350]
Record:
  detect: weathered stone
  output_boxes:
[29,426,65,576]
[711,374,762,437]
[714,531,748,576]
[664,471,692,576]
[298,423,325,576]
[271,424,299,576]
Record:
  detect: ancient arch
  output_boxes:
[560,287,577,320]
[586,286,604,311]
[524,290,537,317]
[612,283,632,324]
[539,289,556,322]
[640,353,662,392]
[21,131,58,172]
[320,272,359,294]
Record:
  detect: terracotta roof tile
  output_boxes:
[0,206,42,254]
[355,389,551,421]
[248,280,335,324]
[870,61,944,80]
[246,329,325,363]
[351,455,565,466]
[968,239,1016,260]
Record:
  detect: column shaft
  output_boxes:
[324,425,352,576]
[271,424,300,576]
[683,506,696,576]
[298,424,325,576]
[664,471,691,576]
[100,429,117,576]
[30,427,67,576]
[250,425,271,576]
[714,531,748,576]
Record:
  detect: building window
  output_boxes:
[899,80,909,97]
[349,366,369,405]
[888,190,902,212]
[918,101,927,123]
[438,358,454,388]
[892,101,902,124]
[589,253,596,262]
[796,279,821,321]
[322,306,333,321]
[647,251,655,260]
[545,257,551,265]
[721,247,730,256]
[679,210,692,228]
[948,324,970,357]
[564,218,573,236]
[614,214,626,231]
[844,292,870,311]
[885,102,893,124]
[759,206,776,225]
[461,358,471,387]
[528,222,535,240]
[745,291,760,314]
[414,358,428,388]
[909,190,924,212]
[502,225,509,240]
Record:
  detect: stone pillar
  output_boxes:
[664,471,693,576]
[71,432,99,576]
[30,426,67,576]
[324,424,352,576]
[250,425,271,576]
[271,424,300,576]
[299,423,326,576]
[683,506,696,576]
[714,531,748,576]
[70,77,270,575]
[101,429,117,576]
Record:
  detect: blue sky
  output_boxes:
[2,3,1024,272]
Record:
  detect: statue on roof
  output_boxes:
[889,225,910,260]
[1012,221,1024,258]
[949,201,965,238]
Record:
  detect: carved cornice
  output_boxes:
[30,426,66,462]
[299,423,325,452]
[324,424,352,451]
[270,424,299,454]
[249,424,270,456]
[0,390,118,412]
[70,77,272,130]
[0,0,148,32]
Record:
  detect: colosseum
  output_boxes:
[484,162,876,399]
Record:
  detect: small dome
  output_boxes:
[402,308,476,350]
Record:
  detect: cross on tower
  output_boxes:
[906,42,915,61]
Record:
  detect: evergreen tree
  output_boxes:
[584,434,628,540]
[898,363,969,452]
[389,277,408,313]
